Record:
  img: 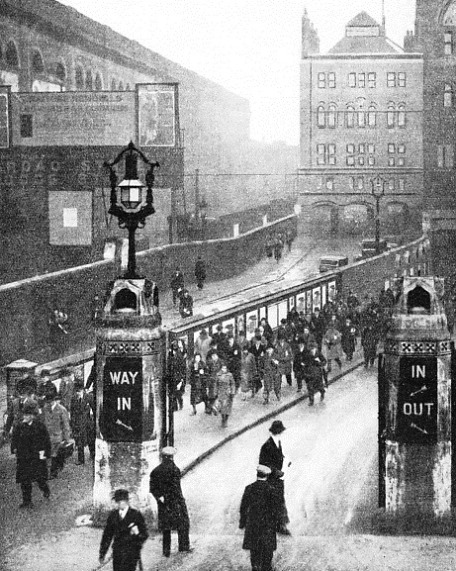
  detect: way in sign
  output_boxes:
[109,371,139,385]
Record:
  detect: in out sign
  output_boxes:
[101,357,143,442]
[398,357,437,443]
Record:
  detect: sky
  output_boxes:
[59,0,417,145]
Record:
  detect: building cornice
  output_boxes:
[301,53,423,61]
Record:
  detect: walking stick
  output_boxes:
[91,554,112,571]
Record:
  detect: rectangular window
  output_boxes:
[20,114,33,138]
[388,179,395,191]
[358,110,365,128]
[358,156,365,166]
[317,144,326,165]
[368,72,376,88]
[349,177,354,190]
[444,84,453,107]
[439,144,454,168]
[397,157,405,166]
[326,178,334,190]
[438,145,444,167]
[346,156,355,166]
[398,144,406,154]
[328,144,336,165]
[328,72,336,88]
[368,156,375,166]
[318,72,326,88]
[357,177,364,190]
[388,143,396,154]
[358,73,366,88]
[398,108,406,127]
[368,143,375,154]
[388,157,396,167]
[347,143,355,154]
[387,72,396,88]
[359,143,365,154]
[445,31,453,56]
[398,72,406,87]
[398,179,405,191]
[348,73,356,88]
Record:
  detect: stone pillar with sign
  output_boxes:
[380,276,452,516]
[93,278,166,520]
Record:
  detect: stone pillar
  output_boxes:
[93,278,166,520]
[381,276,452,516]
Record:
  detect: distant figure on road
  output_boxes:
[194,256,206,290]
[259,420,291,535]
[239,464,280,571]
[179,289,193,319]
[149,447,192,557]
[170,267,185,306]
[11,401,51,508]
[99,489,148,571]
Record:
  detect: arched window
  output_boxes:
[387,102,395,128]
[444,83,453,107]
[95,72,103,91]
[346,105,355,128]
[368,105,377,127]
[317,104,326,128]
[55,63,66,82]
[85,69,93,91]
[328,103,336,128]
[358,109,365,128]
[5,41,18,67]
[31,50,44,74]
[75,66,84,90]
[397,103,406,127]
[118,81,124,91]
[111,78,117,91]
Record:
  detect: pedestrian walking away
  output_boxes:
[303,343,327,406]
[42,384,71,479]
[11,401,51,508]
[179,289,194,319]
[215,363,236,428]
[239,464,281,571]
[262,346,281,404]
[170,267,185,306]
[194,256,206,289]
[149,447,192,557]
[99,489,148,571]
[70,378,95,464]
[259,420,291,535]
[189,353,207,415]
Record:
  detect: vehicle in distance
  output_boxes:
[319,255,349,273]
[360,238,388,258]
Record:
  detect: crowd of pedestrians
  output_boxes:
[265,228,296,263]
[3,367,95,508]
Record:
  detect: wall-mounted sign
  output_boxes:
[137,83,178,147]
[398,357,437,443]
[0,86,10,148]
[101,356,143,442]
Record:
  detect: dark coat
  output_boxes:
[149,459,190,531]
[170,271,184,292]
[249,340,267,374]
[194,260,206,282]
[293,348,307,379]
[341,323,357,356]
[239,480,280,551]
[259,437,284,478]
[70,393,94,446]
[303,349,326,381]
[274,341,293,375]
[189,360,207,405]
[99,507,148,571]
[11,419,51,483]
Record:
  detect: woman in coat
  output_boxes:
[240,346,257,400]
[274,333,293,386]
[341,318,357,362]
[189,353,207,416]
[215,363,236,428]
[322,322,343,373]
[263,346,281,404]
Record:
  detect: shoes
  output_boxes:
[179,548,194,553]
[190,411,197,416]
[75,461,85,466]
[163,552,170,558]
[19,502,33,509]
[320,393,325,402]
[297,389,302,393]
[308,401,314,406]
[43,490,51,499]
[278,527,292,536]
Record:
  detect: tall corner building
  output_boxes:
[409,0,456,211]
[299,9,424,234]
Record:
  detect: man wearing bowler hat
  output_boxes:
[11,401,51,508]
[149,446,192,557]
[259,420,291,535]
[240,464,280,571]
[99,489,148,571]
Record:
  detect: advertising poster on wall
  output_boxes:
[137,83,178,147]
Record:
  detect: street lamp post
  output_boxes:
[105,141,159,279]
[199,197,208,240]
[371,174,385,255]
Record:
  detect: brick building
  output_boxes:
[299,10,424,235]
[404,0,456,211]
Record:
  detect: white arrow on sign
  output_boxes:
[410,422,428,435]
[410,385,428,397]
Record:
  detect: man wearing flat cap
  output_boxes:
[259,420,291,535]
[149,446,191,557]
[240,464,280,571]
[11,401,51,508]
[99,489,148,571]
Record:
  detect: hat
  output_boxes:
[256,465,271,477]
[216,324,223,331]
[162,446,177,456]
[74,378,85,390]
[112,489,129,502]
[17,376,37,395]
[297,337,305,345]
[44,384,58,401]
[22,401,39,415]
[269,420,286,435]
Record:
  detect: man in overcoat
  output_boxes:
[194,256,206,289]
[42,385,71,478]
[70,378,95,464]
[99,489,148,571]
[11,401,51,508]
[149,446,191,557]
[274,331,293,386]
[170,267,185,306]
[239,464,280,571]
[259,420,291,535]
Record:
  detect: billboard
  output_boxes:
[137,83,178,147]
[49,191,92,246]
